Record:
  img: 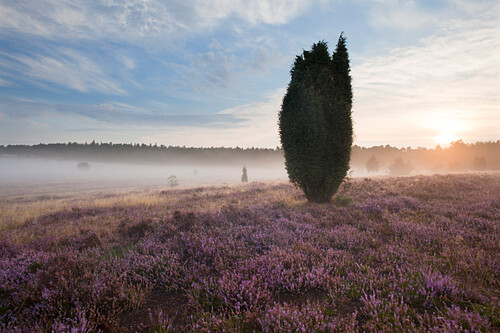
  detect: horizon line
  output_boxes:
[1,139,499,151]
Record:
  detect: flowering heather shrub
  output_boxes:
[356,195,420,216]
[361,292,416,331]
[147,308,175,333]
[0,174,499,331]
[259,302,358,332]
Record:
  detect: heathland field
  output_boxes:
[0,174,499,332]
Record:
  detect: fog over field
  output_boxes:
[2,154,493,199]
[0,156,289,198]
[0,157,411,199]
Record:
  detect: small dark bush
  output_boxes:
[168,175,179,187]
[77,161,91,170]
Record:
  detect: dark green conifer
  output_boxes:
[279,34,353,202]
[241,165,248,182]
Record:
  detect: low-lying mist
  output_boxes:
[0,156,288,198]
[3,155,496,199]
[2,140,498,196]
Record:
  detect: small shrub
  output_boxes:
[168,175,179,187]
[333,194,355,207]
[77,161,91,170]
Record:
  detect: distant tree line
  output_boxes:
[0,141,283,167]
[0,140,498,172]
[351,140,500,173]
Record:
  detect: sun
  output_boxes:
[432,118,463,146]
[435,132,459,146]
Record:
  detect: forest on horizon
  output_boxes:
[1,140,499,175]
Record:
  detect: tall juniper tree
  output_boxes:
[279,34,353,202]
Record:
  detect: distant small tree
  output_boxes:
[168,175,179,187]
[365,155,380,172]
[241,165,248,183]
[388,157,413,176]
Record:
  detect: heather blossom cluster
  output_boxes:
[0,174,498,331]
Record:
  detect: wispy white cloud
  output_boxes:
[159,35,287,94]
[446,0,494,15]
[0,74,9,86]
[0,96,243,126]
[0,2,53,37]
[352,8,500,147]
[193,51,237,89]
[0,0,307,96]
[118,54,136,70]
[366,0,497,34]
[142,89,284,147]
[0,0,309,97]
[0,0,311,43]
[0,94,281,145]
[368,0,437,31]
[1,0,498,148]
[0,48,125,94]
[196,0,308,26]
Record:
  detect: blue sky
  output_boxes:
[0,0,498,148]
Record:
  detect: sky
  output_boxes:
[0,0,498,148]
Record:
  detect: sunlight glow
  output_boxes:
[435,132,460,146]
[431,118,464,146]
